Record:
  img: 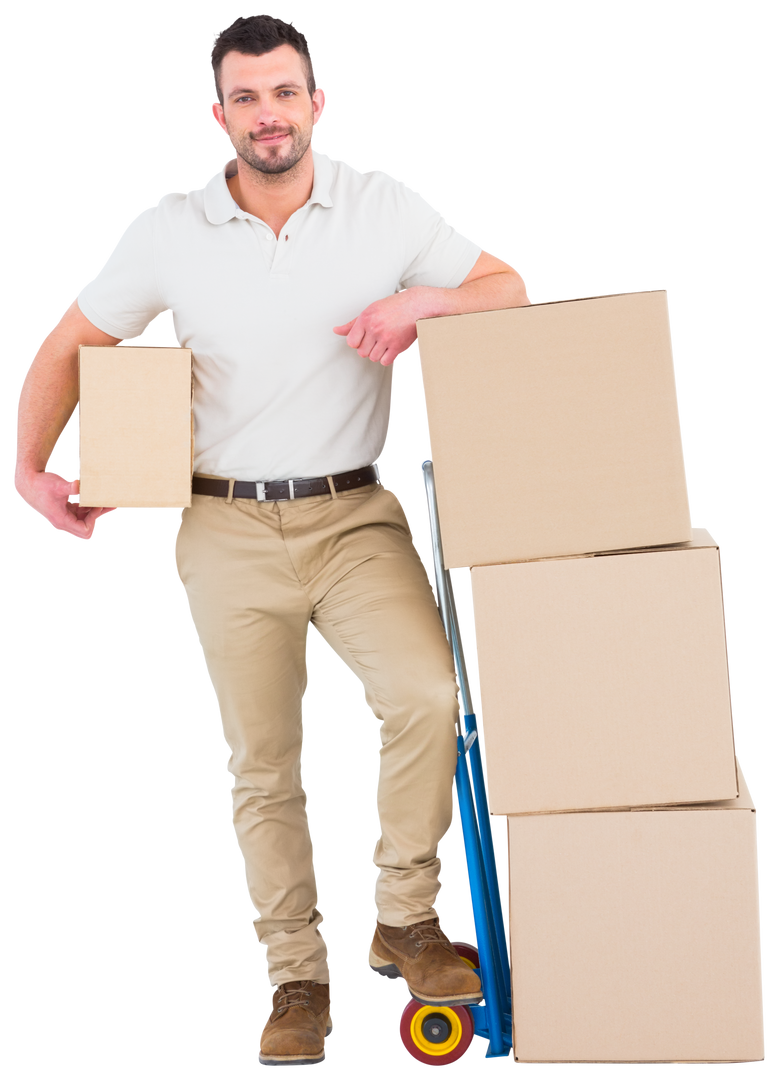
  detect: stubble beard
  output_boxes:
[231,121,313,178]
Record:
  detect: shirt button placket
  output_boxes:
[271,231,287,273]
[263,229,276,270]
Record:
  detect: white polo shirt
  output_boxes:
[78,152,481,481]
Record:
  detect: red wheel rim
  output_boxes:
[399,999,474,1065]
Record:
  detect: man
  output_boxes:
[16,15,529,1066]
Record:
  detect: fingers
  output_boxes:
[46,507,93,537]
[337,315,374,353]
[19,469,114,538]
[56,503,94,537]
[335,312,398,364]
[56,504,113,539]
[332,318,356,336]
[352,319,391,358]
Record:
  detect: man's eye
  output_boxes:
[234,92,293,102]
[279,91,294,97]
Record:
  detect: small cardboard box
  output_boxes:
[472,530,737,813]
[508,768,763,1062]
[417,291,691,568]
[79,346,193,507]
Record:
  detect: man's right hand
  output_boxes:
[16,300,122,539]
[16,469,114,539]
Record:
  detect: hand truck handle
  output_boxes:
[422,461,474,720]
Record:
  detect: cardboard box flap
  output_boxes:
[634,761,752,813]
[591,527,717,560]
[479,527,718,566]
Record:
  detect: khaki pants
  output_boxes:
[175,483,459,985]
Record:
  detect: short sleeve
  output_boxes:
[77,207,167,339]
[397,184,481,290]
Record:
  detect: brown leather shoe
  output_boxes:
[369,918,483,1006]
[259,981,332,1066]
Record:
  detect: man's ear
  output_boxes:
[312,88,325,126]
[212,102,228,133]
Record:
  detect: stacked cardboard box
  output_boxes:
[507,770,762,1063]
[418,291,763,1063]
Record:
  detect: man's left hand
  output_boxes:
[333,289,425,367]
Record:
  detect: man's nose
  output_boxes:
[254,95,281,125]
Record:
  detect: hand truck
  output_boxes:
[396,462,513,1065]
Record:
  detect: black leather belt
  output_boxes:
[192,465,379,502]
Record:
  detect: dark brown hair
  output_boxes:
[212,15,316,104]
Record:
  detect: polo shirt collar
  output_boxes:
[204,151,334,224]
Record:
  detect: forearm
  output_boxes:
[14,298,124,479]
[17,330,79,484]
[409,269,530,322]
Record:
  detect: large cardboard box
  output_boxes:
[79,346,193,507]
[472,530,737,813]
[508,769,763,1062]
[417,291,691,567]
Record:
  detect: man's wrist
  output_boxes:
[16,450,49,472]
[406,285,452,322]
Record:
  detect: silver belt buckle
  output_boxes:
[256,481,266,502]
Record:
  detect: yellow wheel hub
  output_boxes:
[409,1005,462,1057]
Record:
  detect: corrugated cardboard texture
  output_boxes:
[472,533,737,813]
[508,785,763,1062]
[79,346,193,507]
[417,291,691,567]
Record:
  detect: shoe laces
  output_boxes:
[408,922,451,949]
[276,982,313,1014]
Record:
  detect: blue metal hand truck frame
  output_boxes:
[422,461,513,1059]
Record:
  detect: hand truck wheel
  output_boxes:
[399,999,474,1065]
[451,941,480,970]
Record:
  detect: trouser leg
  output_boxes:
[303,493,459,925]
[175,495,328,985]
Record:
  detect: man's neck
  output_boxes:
[227,148,315,238]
